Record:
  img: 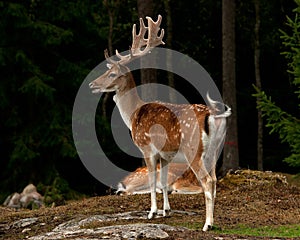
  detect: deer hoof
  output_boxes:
[147,211,157,219]
[163,209,172,217]
[202,224,213,232]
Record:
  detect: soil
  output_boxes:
[0,170,300,240]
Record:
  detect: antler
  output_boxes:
[113,15,165,65]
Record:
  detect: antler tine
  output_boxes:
[115,49,131,63]
[146,15,165,47]
[115,15,164,65]
[114,18,148,65]
[131,18,148,51]
[104,49,110,60]
[104,49,118,65]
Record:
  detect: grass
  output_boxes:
[168,216,300,238]
[214,224,300,238]
[173,221,300,238]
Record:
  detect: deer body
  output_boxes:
[117,163,203,195]
[89,15,231,231]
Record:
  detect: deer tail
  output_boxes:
[206,92,231,118]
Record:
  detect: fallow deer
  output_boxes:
[117,163,203,195]
[89,15,231,231]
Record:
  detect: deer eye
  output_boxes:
[108,73,117,78]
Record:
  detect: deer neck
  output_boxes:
[113,73,144,131]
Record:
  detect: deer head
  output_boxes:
[89,15,165,94]
[90,55,131,94]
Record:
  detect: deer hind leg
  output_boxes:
[145,155,158,219]
[160,158,171,216]
[188,152,215,231]
[200,173,215,231]
[199,117,225,231]
[210,164,217,206]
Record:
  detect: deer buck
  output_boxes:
[117,163,203,195]
[89,15,231,231]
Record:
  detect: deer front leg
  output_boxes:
[146,156,158,219]
[160,158,171,216]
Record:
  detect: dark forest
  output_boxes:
[0,0,299,203]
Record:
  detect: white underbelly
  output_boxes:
[159,151,186,163]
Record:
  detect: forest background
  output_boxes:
[0,0,299,203]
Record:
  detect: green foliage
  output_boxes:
[254,1,300,168]
[38,176,84,206]
[0,0,137,197]
[280,2,300,102]
[0,0,108,193]
[253,87,300,167]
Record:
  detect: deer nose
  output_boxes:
[89,82,95,88]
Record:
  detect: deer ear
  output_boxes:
[107,63,113,69]
[118,64,129,76]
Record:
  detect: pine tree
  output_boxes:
[254,0,300,169]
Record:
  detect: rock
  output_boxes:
[20,191,44,209]
[11,218,39,228]
[29,211,189,239]
[3,192,22,209]
[22,184,38,194]
[22,228,32,233]
[30,223,179,239]
[2,184,44,209]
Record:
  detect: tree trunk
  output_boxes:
[137,0,157,101]
[102,0,120,118]
[163,0,176,102]
[221,0,239,175]
[254,0,263,171]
